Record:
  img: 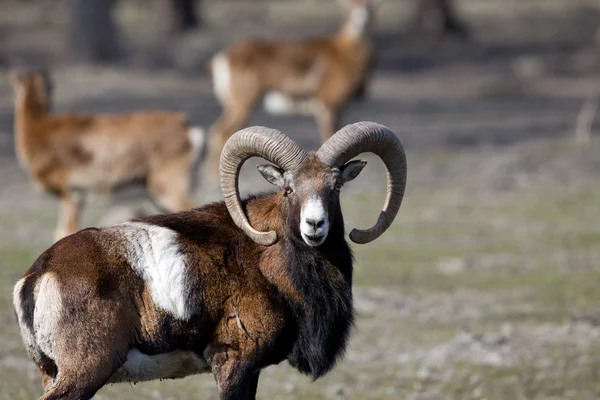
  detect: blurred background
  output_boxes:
[2,0,600,399]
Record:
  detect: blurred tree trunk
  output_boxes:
[410,0,469,40]
[153,0,200,37]
[67,0,121,63]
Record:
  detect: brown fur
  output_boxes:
[14,154,360,399]
[9,71,202,241]
[205,0,376,185]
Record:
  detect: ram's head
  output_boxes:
[220,122,407,247]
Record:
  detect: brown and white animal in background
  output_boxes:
[206,0,380,184]
[13,122,407,400]
[9,70,205,241]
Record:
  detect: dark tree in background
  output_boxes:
[67,0,121,63]
[153,0,200,37]
[410,0,469,40]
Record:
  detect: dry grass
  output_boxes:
[1,136,599,399]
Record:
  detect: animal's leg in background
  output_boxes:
[206,113,231,188]
[314,101,340,142]
[353,77,367,101]
[148,155,199,212]
[206,98,258,187]
[54,190,85,241]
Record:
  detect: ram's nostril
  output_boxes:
[306,218,325,229]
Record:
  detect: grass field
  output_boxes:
[1,135,599,399]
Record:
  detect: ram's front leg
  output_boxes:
[54,190,85,241]
[208,346,261,400]
[207,297,277,399]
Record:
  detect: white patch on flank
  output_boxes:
[188,126,206,157]
[33,273,62,360]
[12,278,37,357]
[109,349,210,383]
[263,91,315,116]
[300,196,329,246]
[212,52,231,104]
[118,222,194,320]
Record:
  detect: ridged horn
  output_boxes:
[316,122,407,244]
[220,126,308,245]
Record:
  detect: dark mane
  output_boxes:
[282,205,354,379]
[227,190,355,379]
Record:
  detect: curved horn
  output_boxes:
[220,126,308,246]
[316,122,407,244]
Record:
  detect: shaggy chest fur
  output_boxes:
[281,235,354,379]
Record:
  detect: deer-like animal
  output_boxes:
[13,121,406,399]
[9,70,204,241]
[206,0,379,184]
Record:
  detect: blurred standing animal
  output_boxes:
[206,0,380,185]
[9,70,205,241]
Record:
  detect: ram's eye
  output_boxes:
[284,187,293,195]
[335,182,343,191]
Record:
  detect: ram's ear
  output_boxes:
[257,164,286,189]
[340,160,367,183]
